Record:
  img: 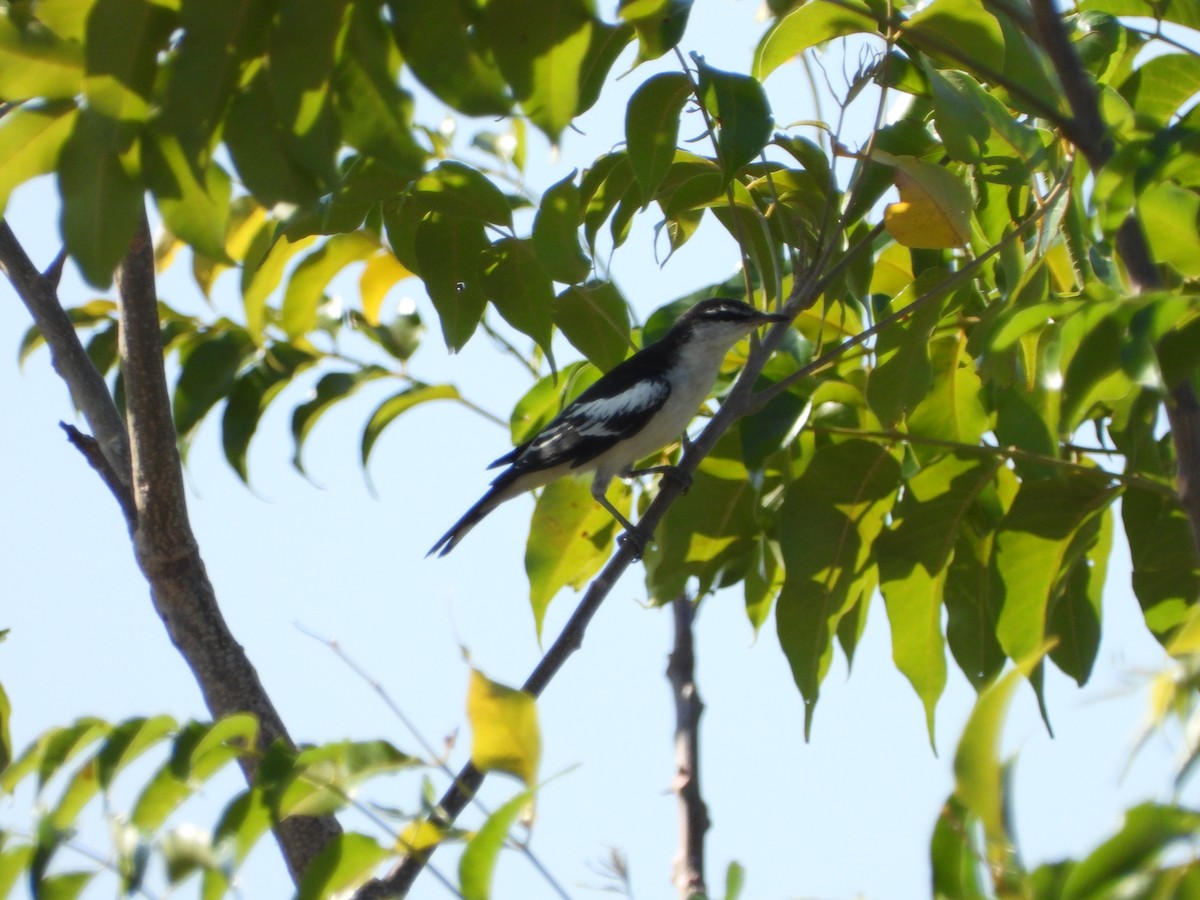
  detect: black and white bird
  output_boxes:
[428,298,789,557]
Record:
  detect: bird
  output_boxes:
[427,297,790,557]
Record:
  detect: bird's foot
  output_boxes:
[617,526,651,560]
[659,466,692,494]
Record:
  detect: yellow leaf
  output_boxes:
[360,252,412,325]
[396,820,449,853]
[467,669,541,786]
[1167,603,1200,657]
[882,156,972,249]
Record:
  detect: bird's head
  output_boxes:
[669,298,790,352]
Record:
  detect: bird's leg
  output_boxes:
[592,480,651,560]
[623,463,692,494]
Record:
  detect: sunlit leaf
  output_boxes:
[0,14,84,100]
[467,669,540,786]
[413,161,514,228]
[905,0,1004,73]
[882,155,972,249]
[552,282,632,372]
[480,237,556,358]
[532,172,592,284]
[459,787,535,900]
[754,0,876,81]
[174,328,254,459]
[0,101,77,217]
[142,129,233,261]
[527,478,628,639]
[222,344,317,483]
[296,833,391,900]
[281,231,379,339]
[619,0,691,62]
[291,367,390,475]
[361,384,461,475]
[626,72,692,198]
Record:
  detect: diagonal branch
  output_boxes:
[114,208,342,879]
[0,220,133,500]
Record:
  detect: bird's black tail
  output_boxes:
[426,474,515,557]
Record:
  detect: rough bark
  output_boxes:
[668,595,709,899]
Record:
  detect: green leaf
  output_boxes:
[159,0,275,154]
[527,478,628,639]
[296,833,391,900]
[265,0,347,185]
[83,0,177,124]
[626,72,692,198]
[291,367,389,474]
[222,344,317,483]
[202,790,272,900]
[866,273,945,427]
[953,649,1049,888]
[994,478,1120,669]
[36,870,95,900]
[944,467,1016,691]
[905,0,1004,73]
[414,161,514,228]
[36,719,109,792]
[0,14,83,101]
[415,215,490,352]
[242,234,319,343]
[1120,52,1200,125]
[907,333,991,461]
[753,0,876,81]
[387,0,512,117]
[509,361,598,445]
[142,129,233,261]
[645,437,759,603]
[131,717,257,832]
[878,455,1004,744]
[1123,487,1200,639]
[532,172,592,284]
[1138,181,1200,279]
[482,0,594,143]
[776,440,902,736]
[173,328,254,457]
[930,796,988,900]
[0,101,76,216]
[57,111,143,288]
[724,860,746,900]
[459,788,535,900]
[361,384,461,475]
[926,65,1044,166]
[619,0,692,62]
[333,5,426,177]
[1061,803,1200,900]
[0,844,33,897]
[694,58,773,180]
[281,231,380,339]
[480,237,555,358]
[225,67,323,206]
[1081,0,1200,29]
[282,740,419,818]
[552,282,632,372]
[576,20,635,117]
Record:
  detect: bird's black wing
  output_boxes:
[489,359,673,476]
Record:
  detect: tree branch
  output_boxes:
[113,207,339,880]
[1030,0,1200,556]
[0,220,132,497]
[668,595,708,899]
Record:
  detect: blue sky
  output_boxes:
[0,2,1192,897]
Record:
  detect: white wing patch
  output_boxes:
[569,381,670,435]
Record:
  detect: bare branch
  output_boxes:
[59,422,137,524]
[0,220,132,490]
[1030,0,1200,556]
[668,595,708,899]
[114,206,339,879]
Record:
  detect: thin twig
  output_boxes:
[59,422,137,524]
[808,424,1177,498]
